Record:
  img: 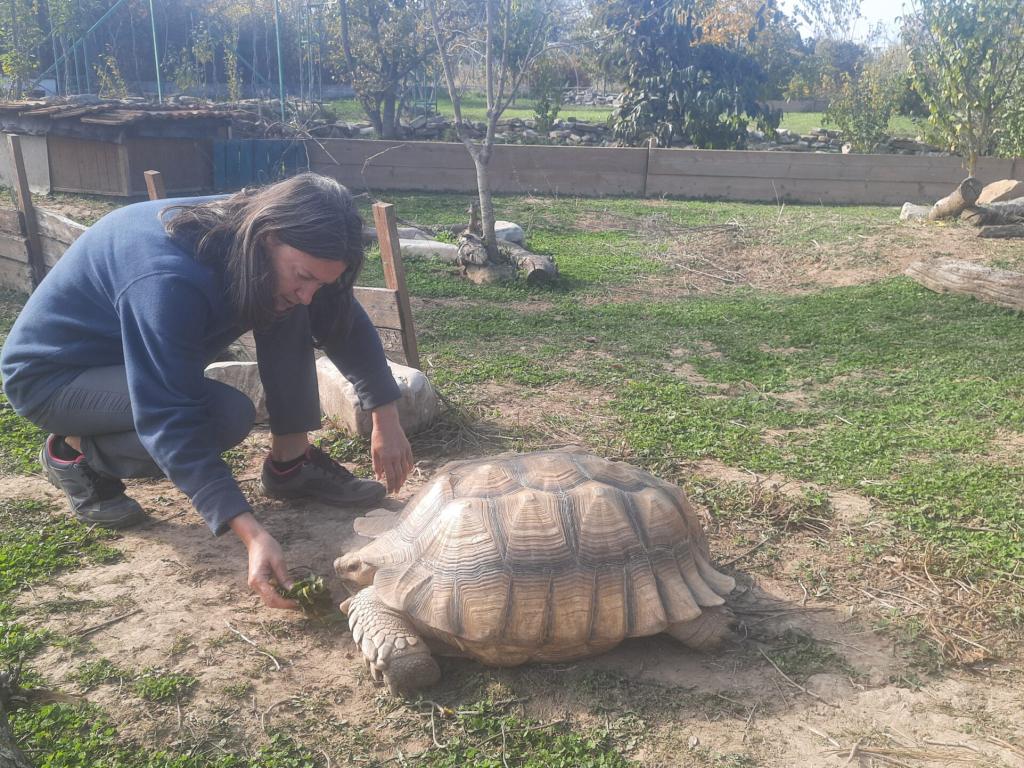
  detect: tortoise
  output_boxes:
[334,447,736,694]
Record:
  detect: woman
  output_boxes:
[0,172,413,610]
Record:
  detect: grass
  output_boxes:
[326,93,614,125]
[780,111,921,138]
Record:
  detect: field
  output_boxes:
[325,95,922,138]
[2,190,1024,767]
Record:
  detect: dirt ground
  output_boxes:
[9,203,1024,766]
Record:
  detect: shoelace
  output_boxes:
[81,463,127,501]
[307,447,356,481]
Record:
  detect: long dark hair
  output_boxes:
[162,172,364,338]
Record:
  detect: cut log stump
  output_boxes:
[905,258,1024,312]
[929,177,983,221]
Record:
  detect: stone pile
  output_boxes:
[747,127,942,156]
[218,96,947,156]
[561,87,622,107]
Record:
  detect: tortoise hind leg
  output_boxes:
[343,586,441,695]
[665,608,734,651]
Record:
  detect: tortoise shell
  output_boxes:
[354,447,735,662]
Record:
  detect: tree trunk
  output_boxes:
[471,151,500,262]
[380,94,398,139]
[905,258,1024,312]
[929,177,983,221]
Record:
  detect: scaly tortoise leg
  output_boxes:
[341,586,441,695]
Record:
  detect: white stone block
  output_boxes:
[205,361,268,423]
[494,221,525,244]
[899,202,931,222]
[399,239,460,262]
[317,358,441,438]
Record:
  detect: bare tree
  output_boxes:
[426,0,567,260]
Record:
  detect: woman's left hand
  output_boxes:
[370,402,414,494]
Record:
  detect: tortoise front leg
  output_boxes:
[342,586,441,695]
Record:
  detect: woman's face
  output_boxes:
[266,234,347,314]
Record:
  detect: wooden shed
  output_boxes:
[0,100,233,197]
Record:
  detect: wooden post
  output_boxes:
[641,136,656,198]
[372,202,420,369]
[7,134,46,288]
[144,169,166,200]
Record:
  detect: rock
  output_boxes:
[317,358,441,438]
[978,179,1024,205]
[494,221,524,244]
[408,114,428,129]
[900,202,931,221]
[363,226,432,242]
[358,126,375,136]
[841,142,853,154]
[398,240,460,262]
[205,361,268,423]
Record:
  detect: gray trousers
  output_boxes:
[30,307,322,480]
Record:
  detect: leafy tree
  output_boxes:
[784,37,866,99]
[0,0,46,97]
[824,45,910,151]
[904,0,1024,172]
[600,0,780,149]
[332,0,437,139]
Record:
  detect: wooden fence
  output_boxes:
[0,203,84,293]
[307,138,1024,205]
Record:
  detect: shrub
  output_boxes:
[825,47,908,152]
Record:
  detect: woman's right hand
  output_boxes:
[229,512,299,610]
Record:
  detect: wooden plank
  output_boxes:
[47,135,125,195]
[307,139,475,171]
[119,138,214,196]
[34,208,86,245]
[373,202,420,369]
[118,144,132,197]
[647,149,986,184]
[0,232,29,261]
[145,169,166,200]
[352,286,403,329]
[0,254,31,292]
[7,134,45,288]
[0,206,23,236]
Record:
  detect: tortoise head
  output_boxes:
[333,553,377,589]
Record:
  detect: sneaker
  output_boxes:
[39,435,147,529]
[261,445,386,507]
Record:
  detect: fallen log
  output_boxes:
[905,257,1024,312]
[978,224,1024,239]
[929,177,983,221]
[500,241,559,285]
[961,199,1024,226]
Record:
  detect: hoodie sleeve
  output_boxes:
[320,299,402,411]
[115,272,252,535]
